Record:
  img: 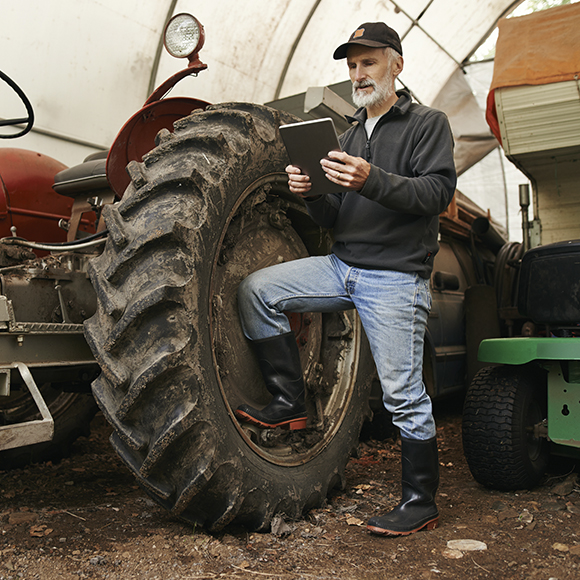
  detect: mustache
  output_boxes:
[352,79,377,90]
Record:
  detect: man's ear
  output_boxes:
[393,56,404,77]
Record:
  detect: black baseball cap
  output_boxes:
[333,22,403,60]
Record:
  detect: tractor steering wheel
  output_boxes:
[0,70,34,139]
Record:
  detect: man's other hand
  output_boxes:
[285,165,314,197]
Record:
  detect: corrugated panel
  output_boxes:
[495,80,580,156]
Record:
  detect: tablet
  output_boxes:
[279,117,344,195]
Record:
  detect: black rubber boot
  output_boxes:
[235,332,307,430]
[367,436,439,536]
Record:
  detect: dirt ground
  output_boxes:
[1,398,579,580]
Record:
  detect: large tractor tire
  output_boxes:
[462,364,549,490]
[0,388,97,468]
[84,103,376,532]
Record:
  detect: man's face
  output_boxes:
[347,45,399,110]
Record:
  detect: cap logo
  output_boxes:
[353,28,365,39]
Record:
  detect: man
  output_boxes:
[235,22,456,536]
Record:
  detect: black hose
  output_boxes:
[493,241,523,309]
[0,229,108,248]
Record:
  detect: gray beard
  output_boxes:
[351,75,395,110]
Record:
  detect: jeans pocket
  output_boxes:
[414,276,432,313]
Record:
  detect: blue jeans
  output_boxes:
[237,254,435,440]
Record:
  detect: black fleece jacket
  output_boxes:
[305,90,456,278]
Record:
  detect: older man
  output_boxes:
[236,22,456,536]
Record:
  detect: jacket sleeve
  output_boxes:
[359,110,456,216]
[303,192,343,229]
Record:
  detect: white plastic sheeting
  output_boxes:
[458,60,527,241]
[2,0,522,166]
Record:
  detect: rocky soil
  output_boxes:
[1,399,579,580]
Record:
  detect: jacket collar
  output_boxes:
[345,89,412,125]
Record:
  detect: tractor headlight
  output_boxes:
[164,13,205,59]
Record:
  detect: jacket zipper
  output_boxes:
[365,139,372,163]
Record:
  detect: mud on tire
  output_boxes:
[84,103,376,532]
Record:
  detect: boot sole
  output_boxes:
[367,516,439,537]
[235,410,307,431]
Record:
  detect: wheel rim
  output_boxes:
[209,174,362,466]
